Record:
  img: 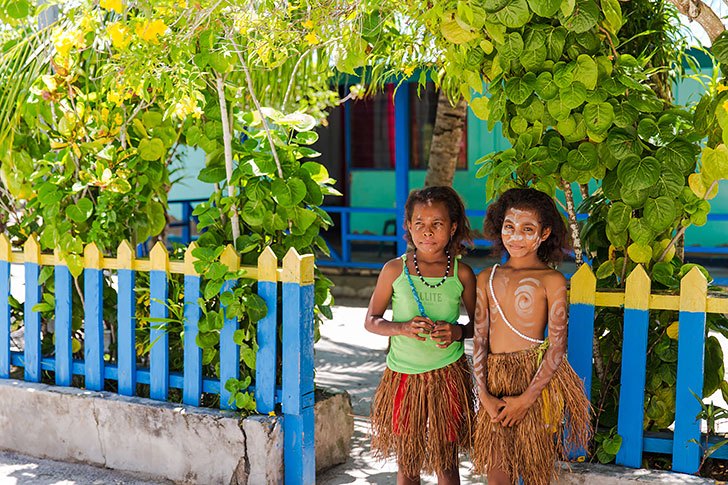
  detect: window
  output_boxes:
[349,85,396,169]
[327,82,468,170]
[409,83,468,170]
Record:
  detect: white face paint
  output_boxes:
[501,208,546,258]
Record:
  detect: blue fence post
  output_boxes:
[255,247,278,414]
[182,202,192,245]
[394,84,410,257]
[183,243,202,406]
[54,250,73,387]
[219,245,240,410]
[616,266,651,468]
[83,243,105,391]
[0,235,10,378]
[567,264,596,400]
[282,248,315,485]
[673,267,708,474]
[23,236,42,382]
[566,264,596,460]
[341,210,350,264]
[149,242,170,401]
[117,241,136,396]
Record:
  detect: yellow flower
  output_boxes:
[108,90,124,106]
[718,84,728,93]
[302,20,314,29]
[722,100,728,113]
[135,19,167,43]
[100,0,124,13]
[403,65,415,77]
[107,22,130,50]
[174,94,203,119]
[304,31,319,46]
[107,84,133,107]
[80,12,97,33]
[52,28,85,59]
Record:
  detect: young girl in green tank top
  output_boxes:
[365,186,477,485]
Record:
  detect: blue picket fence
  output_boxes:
[570,264,728,474]
[0,235,315,485]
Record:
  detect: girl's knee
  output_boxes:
[487,468,511,485]
[436,467,461,485]
[397,470,421,485]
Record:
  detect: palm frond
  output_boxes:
[0,26,52,148]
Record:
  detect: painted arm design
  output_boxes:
[473,283,490,399]
[522,283,568,402]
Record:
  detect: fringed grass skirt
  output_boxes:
[370,355,474,477]
[472,348,592,485]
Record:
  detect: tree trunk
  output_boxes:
[669,0,725,42]
[561,180,584,266]
[215,74,241,245]
[423,91,467,188]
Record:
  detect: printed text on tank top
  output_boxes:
[488,264,545,344]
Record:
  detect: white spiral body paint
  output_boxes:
[548,285,568,323]
[513,277,542,329]
[473,285,490,396]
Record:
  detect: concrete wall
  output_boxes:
[0,380,353,484]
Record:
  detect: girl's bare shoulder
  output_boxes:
[538,268,567,290]
[475,265,494,286]
[457,260,476,278]
[377,257,405,282]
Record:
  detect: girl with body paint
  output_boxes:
[471,188,592,485]
[365,186,477,485]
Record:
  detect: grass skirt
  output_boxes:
[370,355,474,477]
[472,348,592,485]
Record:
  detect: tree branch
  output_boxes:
[561,180,584,266]
[657,180,718,263]
[227,34,285,179]
[670,0,726,43]
[215,74,241,245]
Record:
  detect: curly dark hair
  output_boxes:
[403,186,473,255]
[483,188,570,264]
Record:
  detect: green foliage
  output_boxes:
[0,0,349,413]
[401,0,728,468]
[594,427,622,464]
[188,109,337,411]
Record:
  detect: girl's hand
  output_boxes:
[493,394,536,427]
[399,316,433,341]
[431,321,462,348]
[479,392,506,419]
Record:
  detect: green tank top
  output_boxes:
[386,254,465,374]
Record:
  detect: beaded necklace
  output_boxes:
[412,249,451,288]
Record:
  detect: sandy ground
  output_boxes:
[315,298,479,484]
